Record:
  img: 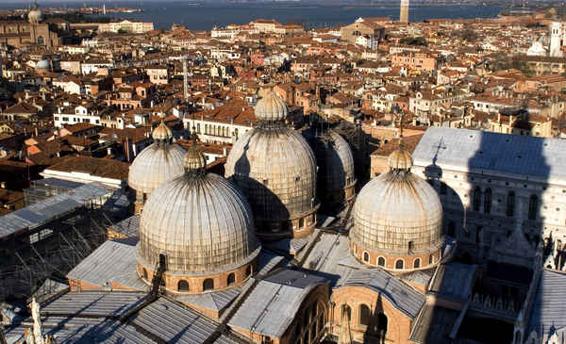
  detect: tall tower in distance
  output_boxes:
[400,0,409,24]
[549,22,563,58]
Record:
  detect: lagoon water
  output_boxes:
[3,1,503,30]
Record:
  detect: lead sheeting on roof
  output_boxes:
[6,291,248,344]
[0,182,111,239]
[413,127,562,183]
[229,269,328,338]
[66,239,146,290]
[343,269,425,318]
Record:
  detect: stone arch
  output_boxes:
[203,278,214,291]
[363,251,370,263]
[227,272,236,286]
[413,258,421,269]
[178,280,189,292]
[359,304,371,326]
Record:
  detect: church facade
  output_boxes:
[0,4,59,49]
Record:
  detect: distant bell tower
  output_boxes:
[400,0,409,24]
[549,22,563,58]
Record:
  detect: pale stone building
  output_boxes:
[412,127,565,266]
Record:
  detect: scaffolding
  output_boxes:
[0,207,114,301]
[0,182,125,302]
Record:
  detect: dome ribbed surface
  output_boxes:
[312,130,355,193]
[351,170,443,255]
[254,90,288,122]
[128,143,186,194]
[388,148,413,170]
[184,146,207,171]
[225,127,317,223]
[152,121,173,141]
[139,173,260,274]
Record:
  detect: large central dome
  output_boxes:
[350,146,443,272]
[138,145,260,293]
[225,89,319,240]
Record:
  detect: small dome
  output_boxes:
[138,168,260,275]
[28,2,42,23]
[184,145,207,172]
[388,148,413,170]
[225,127,318,236]
[128,143,186,194]
[351,149,443,269]
[152,121,172,142]
[254,88,288,122]
[304,129,356,211]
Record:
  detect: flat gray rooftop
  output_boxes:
[413,127,564,184]
[5,290,248,344]
[0,182,112,240]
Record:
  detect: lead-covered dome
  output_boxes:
[350,147,443,271]
[128,123,186,195]
[226,128,318,239]
[304,128,356,213]
[226,91,319,240]
[138,147,260,293]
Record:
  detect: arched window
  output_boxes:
[299,217,305,229]
[413,258,421,269]
[363,251,370,263]
[472,186,481,211]
[528,195,538,220]
[506,191,515,217]
[408,241,414,253]
[37,36,45,45]
[203,278,214,291]
[178,280,189,291]
[395,259,404,270]
[429,254,434,265]
[377,256,385,267]
[484,188,492,214]
[227,273,236,286]
[359,304,371,326]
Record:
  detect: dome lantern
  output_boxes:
[152,120,173,143]
[388,147,413,171]
[254,87,288,123]
[184,144,207,174]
